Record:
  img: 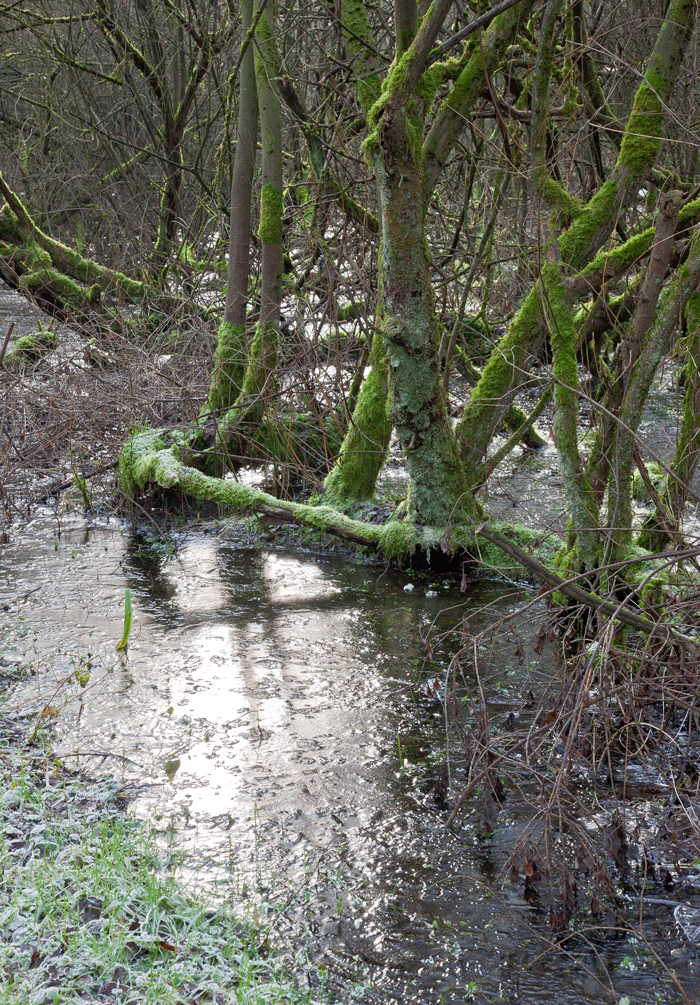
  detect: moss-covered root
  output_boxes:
[119,430,415,557]
[323,333,392,508]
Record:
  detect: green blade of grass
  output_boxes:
[116,588,132,650]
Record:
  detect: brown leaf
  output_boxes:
[602,908,624,940]
[603,811,629,872]
[460,568,468,593]
[563,870,577,920]
[78,897,103,923]
[41,705,59,719]
[477,790,500,837]
[503,711,518,732]
[533,624,547,654]
[575,844,596,876]
[159,941,176,953]
[433,763,449,803]
[549,908,569,936]
[545,709,558,725]
[514,638,525,665]
[590,896,603,919]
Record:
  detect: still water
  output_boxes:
[1,511,697,1004]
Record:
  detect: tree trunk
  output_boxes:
[455,0,697,486]
[606,226,700,561]
[208,0,259,418]
[371,103,476,526]
[211,0,283,465]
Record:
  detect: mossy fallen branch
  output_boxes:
[120,430,414,554]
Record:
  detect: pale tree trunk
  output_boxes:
[213,0,283,462]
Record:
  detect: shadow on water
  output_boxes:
[1,512,698,1004]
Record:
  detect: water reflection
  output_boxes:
[1,513,696,1004]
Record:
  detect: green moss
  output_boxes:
[542,177,582,230]
[379,520,416,560]
[339,0,382,114]
[324,334,391,507]
[25,241,52,270]
[258,184,283,245]
[581,226,655,281]
[120,428,171,484]
[4,327,58,365]
[632,461,665,501]
[206,321,246,415]
[19,267,89,306]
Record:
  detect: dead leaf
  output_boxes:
[477,789,500,837]
[603,811,629,873]
[503,711,518,732]
[433,763,449,803]
[78,896,103,923]
[575,844,596,875]
[159,940,176,952]
[533,624,547,654]
[41,705,59,719]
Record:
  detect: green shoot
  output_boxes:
[116,588,132,650]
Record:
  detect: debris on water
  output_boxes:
[403,582,414,592]
[425,590,438,597]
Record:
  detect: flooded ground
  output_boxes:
[2,510,699,1005]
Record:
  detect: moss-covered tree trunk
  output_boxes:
[211,0,283,465]
[324,0,528,512]
[208,0,259,418]
[455,0,697,487]
[606,227,700,561]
